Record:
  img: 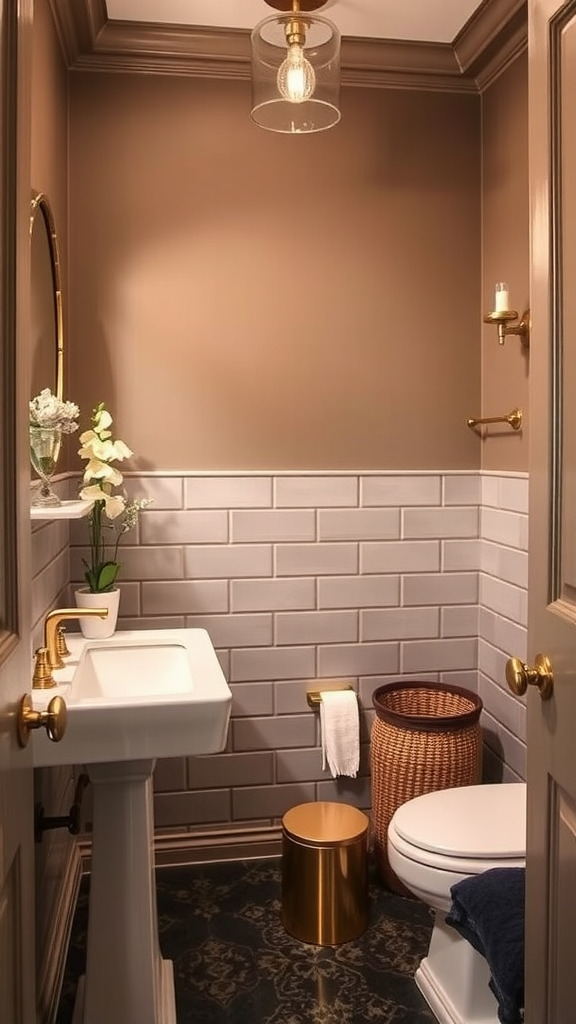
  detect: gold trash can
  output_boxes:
[281,801,369,945]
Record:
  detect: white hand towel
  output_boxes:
[320,690,360,778]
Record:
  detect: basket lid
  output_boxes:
[391,783,526,859]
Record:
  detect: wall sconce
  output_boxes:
[251,0,341,134]
[483,282,530,347]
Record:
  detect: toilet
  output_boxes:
[387,782,526,1024]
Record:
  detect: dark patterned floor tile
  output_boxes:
[56,858,435,1024]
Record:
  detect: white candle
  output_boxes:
[494,282,509,313]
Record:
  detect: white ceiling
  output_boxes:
[104,0,485,44]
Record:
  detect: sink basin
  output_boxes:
[31,628,232,767]
[75,642,196,699]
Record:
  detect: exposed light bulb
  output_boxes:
[277,43,316,103]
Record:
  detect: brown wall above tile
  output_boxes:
[481,52,529,472]
[69,75,482,470]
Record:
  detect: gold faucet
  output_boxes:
[33,607,109,689]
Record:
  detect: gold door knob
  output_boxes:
[17,693,68,748]
[505,654,554,701]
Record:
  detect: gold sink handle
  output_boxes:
[32,647,55,689]
[505,654,554,701]
[17,693,67,748]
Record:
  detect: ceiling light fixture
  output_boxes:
[251,0,341,134]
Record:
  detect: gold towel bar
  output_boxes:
[467,408,522,431]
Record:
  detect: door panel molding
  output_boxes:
[0,0,20,656]
[546,782,576,1023]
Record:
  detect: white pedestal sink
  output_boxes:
[31,629,232,1024]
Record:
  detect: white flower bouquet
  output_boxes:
[30,388,79,433]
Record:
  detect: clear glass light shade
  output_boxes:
[251,13,341,134]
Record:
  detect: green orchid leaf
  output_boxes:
[96,562,120,592]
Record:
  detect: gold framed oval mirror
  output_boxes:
[30,190,63,401]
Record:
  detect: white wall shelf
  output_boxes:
[30,499,94,521]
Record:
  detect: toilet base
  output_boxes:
[415,912,500,1024]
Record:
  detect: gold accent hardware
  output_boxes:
[55,625,70,659]
[43,607,108,673]
[32,647,56,689]
[505,654,554,701]
[17,693,68,748]
[306,685,355,708]
[467,408,522,432]
[285,17,306,46]
[30,190,64,401]
[483,308,530,347]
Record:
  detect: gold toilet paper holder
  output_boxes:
[306,685,356,709]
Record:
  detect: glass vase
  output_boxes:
[29,425,62,507]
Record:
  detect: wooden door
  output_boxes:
[0,1,36,1022]
[526,2,576,1021]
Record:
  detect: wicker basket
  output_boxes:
[370,681,483,893]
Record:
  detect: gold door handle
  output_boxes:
[505,654,554,701]
[17,693,68,747]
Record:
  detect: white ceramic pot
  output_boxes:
[74,587,120,638]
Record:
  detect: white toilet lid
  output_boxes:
[390,783,526,859]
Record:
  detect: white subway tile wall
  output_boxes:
[479,473,528,782]
[29,470,529,835]
[31,516,70,653]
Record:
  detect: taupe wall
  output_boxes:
[31,3,76,1015]
[31,0,67,225]
[31,0,72,468]
[68,75,481,471]
[481,53,529,471]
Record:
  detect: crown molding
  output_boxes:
[454,0,527,89]
[48,0,526,94]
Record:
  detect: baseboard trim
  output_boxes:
[155,826,283,867]
[77,825,283,874]
[36,841,83,1024]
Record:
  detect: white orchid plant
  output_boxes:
[30,388,79,433]
[78,403,151,593]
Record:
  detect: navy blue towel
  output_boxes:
[445,867,525,1024]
